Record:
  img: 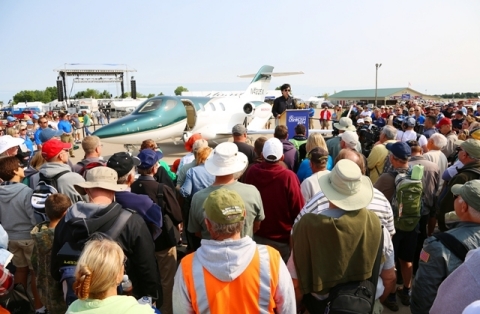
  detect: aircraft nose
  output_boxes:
[93,114,154,139]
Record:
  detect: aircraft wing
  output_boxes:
[246,128,333,135]
[237,71,304,78]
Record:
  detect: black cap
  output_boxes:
[107,152,140,177]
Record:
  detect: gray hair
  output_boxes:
[117,168,135,184]
[203,212,244,237]
[382,125,397,140]
[429,133,447,149]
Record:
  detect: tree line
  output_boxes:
[433,92,480,99]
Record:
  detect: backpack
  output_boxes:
[155,183,182,248]
[76,160,107,178]
[31,171,70,222]
[303,227,384,314]
[391,166,423,232]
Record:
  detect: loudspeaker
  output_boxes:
[130,80,137,99]
[56,80,64,101]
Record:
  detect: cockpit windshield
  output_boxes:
[136,99,163,113]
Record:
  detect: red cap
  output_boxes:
[184,133,203,152]
[42,139,72,160]
[437,118,452,128]
[170,158,181,173]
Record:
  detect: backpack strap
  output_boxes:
[39,170,70,190]
[433,232,469,262]
[104,203,133,240]
[369,226,384,289]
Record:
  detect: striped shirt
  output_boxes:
[293,187,395,236]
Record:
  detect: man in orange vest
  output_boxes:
[173,189,295,313]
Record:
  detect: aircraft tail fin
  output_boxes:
[240,65,274,102]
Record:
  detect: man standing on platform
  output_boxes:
[272,84,297,126]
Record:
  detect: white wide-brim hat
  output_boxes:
[318,159,373,211]
[0,136,24,155]
[205,142,248,176]
[333,117,356,131]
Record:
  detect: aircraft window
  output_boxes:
[209,103,216,111]
[219,102,225,111]
[137,100,162,113]
[162,99,178,112]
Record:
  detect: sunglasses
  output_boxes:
[284,89,291,92]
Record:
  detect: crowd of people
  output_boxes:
[0,97,479,314]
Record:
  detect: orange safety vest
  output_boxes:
[181,244,280,314]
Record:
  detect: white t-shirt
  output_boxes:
[397,129,428,148]
[48,121,58,130]
[300,170,330,203]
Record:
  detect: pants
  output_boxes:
[60,134,74,156]
[253,235,290,263]
[155,246,177,314]
[84,126,93,136]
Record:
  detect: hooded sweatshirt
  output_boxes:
[51,202,160,300]
[244,162,304,243]
[0,183,36,240]
[280,139,298,170]
[173,236,296,314]
[67,295,154,314]
[33,162,85,204]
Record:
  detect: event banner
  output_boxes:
[286,109,310,139]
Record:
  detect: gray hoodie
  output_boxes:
[173,236,296,313]
[32,162,85,204]
[0,183,36,240]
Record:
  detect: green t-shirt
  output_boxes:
[188,181,265,239]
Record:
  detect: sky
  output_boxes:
[1,0,479,103]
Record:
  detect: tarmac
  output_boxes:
[72,119,411,314]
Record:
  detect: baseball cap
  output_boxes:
[6,116,16,122]
[26,120,33,125]
[262,138,283,162]
[340,131,359,149]
[74,167,128,195]
[363,116,372,123]
[203,189,245,225]
[437,118,452,128]
[405,117,416,127]
[137,149,163,169]
[451,180,480,211]
[456,139,480,159]
[0,135,24,155]
[232,124,247,136]
[39,128,64,143]
[192,139,208,153]
[309,147,329,163]
[32,114,39,120]
[107,152,141,177]
[386,142,411,160]
[41,139,72,160]
[184,133,203,152]
[357,118,365,124]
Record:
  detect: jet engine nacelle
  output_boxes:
[243,101,272,119]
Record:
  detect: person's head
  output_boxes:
[427,133,447,150]
[356,118,364,127]
[194,146,212,166]
[191,139,209,158]
[280,84,291,98]
[380,125,397,142]
[334,149,366,174]
[82,136,102,157]
[340,131,359,150]
[406,140,422,156]
[455,110,465,120]
[305,132,327,153]
[394,107,402,115]
[294,124,306,136]
[464,115,476,129]
[0,156,24,182]
[184,133,203,152]
[374,108,381,118]
[437,118,452,135]
[386,142,411,168]
[333,117,356,133]
[404,117,416,130]
[39,128,64,143]
[308,147,329,172]
[204,142,247,178]
[45,193,71,223]
[253,136,267,158]
[73,236,125,300]
[0,135,24,157]
[456,139,480,164]
[41,139,71,163]
[29,151,47,170]
[203,189,246,240]
[137,149,163,176]
[424,115,437,129]
[262,138,284,163]
[363,116,372,125]
[140,139,157,151]
[318,159,373,210]
[274,125,288,140]
[408,108,415,115]
[74,167,128,202]
[232,124,247,142]
[107,152,141,186]
[451,180,480,223]
[5,127,19,138]
[414,106,422,117]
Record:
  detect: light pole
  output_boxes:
[375,63,382,107]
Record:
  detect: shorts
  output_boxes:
[392,229,418,262]
[9,239,34,269]
[75,129,81,135]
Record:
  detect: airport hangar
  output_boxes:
[328,87,442,107]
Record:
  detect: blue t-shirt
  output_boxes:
[415,115,426,125]
[58,120,72,133]
[296,156,333,183]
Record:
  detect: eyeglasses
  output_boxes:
[284,89,291,92]
[414,110,420,112]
